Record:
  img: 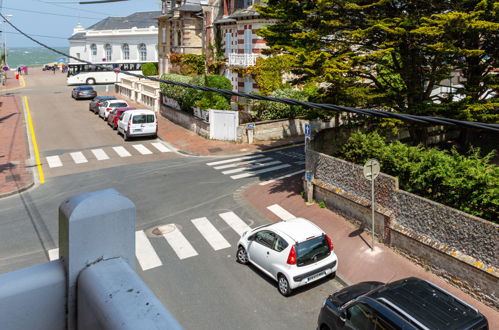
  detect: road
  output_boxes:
[0,72,344,329]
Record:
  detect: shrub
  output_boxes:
[160,73,193,110]
[184,74,232,111]
[337,131,499,222]
[142,62,158,76]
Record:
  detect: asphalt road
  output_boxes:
[0,72,344,329]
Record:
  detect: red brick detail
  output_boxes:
[252,83,258,88]
[253,39,266,44]
[238,82,244,87]
[237,30,245,35]
[252,49,263,54]
[238,49,245,54]
[237,39,245,44]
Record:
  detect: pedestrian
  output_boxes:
[17,66,21,75]
[52,65,56,74]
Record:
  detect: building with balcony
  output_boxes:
[68,11,160,65]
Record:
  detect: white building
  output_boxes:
[68,11,161,64]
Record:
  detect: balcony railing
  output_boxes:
[228,54,260,67]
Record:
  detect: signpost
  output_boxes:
[363,159,380,251]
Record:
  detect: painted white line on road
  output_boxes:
[46,156,63,168]
[113,146,131,157]
[259,170,305,186]
[192,217,231,251]
[70,152,88,164]
[133,144,153,155]
[91,148,109,161]
[219,212,251,236]
[162,226,198,260]
[213,157,273,170]
[230,164,291,180]
[221,161,282,175]
[294,161,306,165]
[206,154,265,166]
[48,248,59,261]
[151,142,171,153]
[135,230,163,271]
[267,204,296,221]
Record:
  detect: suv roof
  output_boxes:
[368,278,486,330]
[95,95,116,100]
[270,218,323,243]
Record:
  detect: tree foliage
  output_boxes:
[141,62,158,76]
[256,0,498,125]
[337,131,498,222]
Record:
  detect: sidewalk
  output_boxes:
[242,174,498,327]
[0,71,33,197]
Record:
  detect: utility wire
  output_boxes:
[1,12,497,132]
[2,30,69,40]
[2,6,103,19]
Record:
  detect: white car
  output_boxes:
[98,100,129,119]
[236,218,338,296]
[117,109,157,141]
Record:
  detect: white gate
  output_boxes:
[209,110,238,141]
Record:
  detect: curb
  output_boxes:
[0,180,34,199]
[335,272,352,287]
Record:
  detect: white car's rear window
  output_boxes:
[132,114,155,124]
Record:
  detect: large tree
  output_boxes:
[256,0,498,141]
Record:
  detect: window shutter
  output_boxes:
[225,32,231,57]
[244,29,252,54]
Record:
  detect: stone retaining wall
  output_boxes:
[306,148,498,307]
[160,103,210,139]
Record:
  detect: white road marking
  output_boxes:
[151,142,171,153]
[133,144,153,155]
[191,217,231,251]
[70,152,88,164]
[294,161,306,165]
[91,148,109,161]
[267,204,296,221]
[219,212,251,236]
[135,230,163,271]
[206,154,265,166]
[113,146,132,157]
[221,160,282,175]
[213,157,273,170]
[259,170,305,186]
[230,164,292,180]
[162,226,198,260]
[48,248,59,261]
[46,156,62,168]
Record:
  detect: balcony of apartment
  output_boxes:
[228,53,260,68]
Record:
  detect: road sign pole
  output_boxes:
[371,172,375,251]
[363,159,380,251]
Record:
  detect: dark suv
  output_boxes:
[317,277,488,330]
[89,95,116,114]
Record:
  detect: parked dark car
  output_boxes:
[317,277,488,330]
[72,85,97,100]
[89,95,117,114]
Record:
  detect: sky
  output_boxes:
[1,0,161,48]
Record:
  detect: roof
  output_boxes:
[270,218,324,243]
[228,7,260,19]
[214,17,237,24]
[69,32,86,40]
[174,4,202,12]
[87,11,161,30]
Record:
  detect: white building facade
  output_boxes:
[68,11,161,64]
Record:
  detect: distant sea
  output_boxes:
[6,46,68,69]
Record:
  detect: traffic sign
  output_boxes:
[2,66,9,71]
[304,123,311,136]
[305,171,312,181]
[363,159,380,181]
[247,123,255,129]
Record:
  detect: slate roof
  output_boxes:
[228,7,259,19]
[68,32,86,40]
[86,11,161,30]
[174,4,202,12]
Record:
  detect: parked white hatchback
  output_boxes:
[236,218,338,296]
[98,99,129,120]
[117,109,157,141]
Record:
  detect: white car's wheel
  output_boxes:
[278,275,291,297]
[236,246,249,264]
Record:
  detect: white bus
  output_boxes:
[66,62,146,85]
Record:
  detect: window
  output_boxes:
[225,32,231,57]
[255,231,276,248]
[162,26,166,44]
[122,44,130,60]
[104,44,112,61]
[132,114,155,124]
[244,29,252,54]
[176,31,182,47]
[345,303,376,330]
[274,237,288,252]
[90,44,97,56]
[243,0,253,7]
[139,43,147,61]
[244,76,252,93]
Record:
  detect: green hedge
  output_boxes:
[142,62,158,76]
[184,74,232,111]
[160,73,193,111]
[337,131,498,222]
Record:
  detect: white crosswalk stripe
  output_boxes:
[48,248,59,261]
[113,146,132,157]
[219,211,251,236]
[213,157,273,170]
[46,156,62,168]
[135,230,163,271]
[151,142,171,153]
[133,144,153,155]
[161,224,198,260]
[221,160,282,175]
[267,204,295,221]
[259,170,305,186]
[230,164,292,180]
[91,148,109,160]
[70,152,88,164]
[206,154,265,166]
[192,217,231,251]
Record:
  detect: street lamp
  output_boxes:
[2,14,13,67]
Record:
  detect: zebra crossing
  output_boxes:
[206,154,293,180]
[45,142,172,169]
[47,204,295,272]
